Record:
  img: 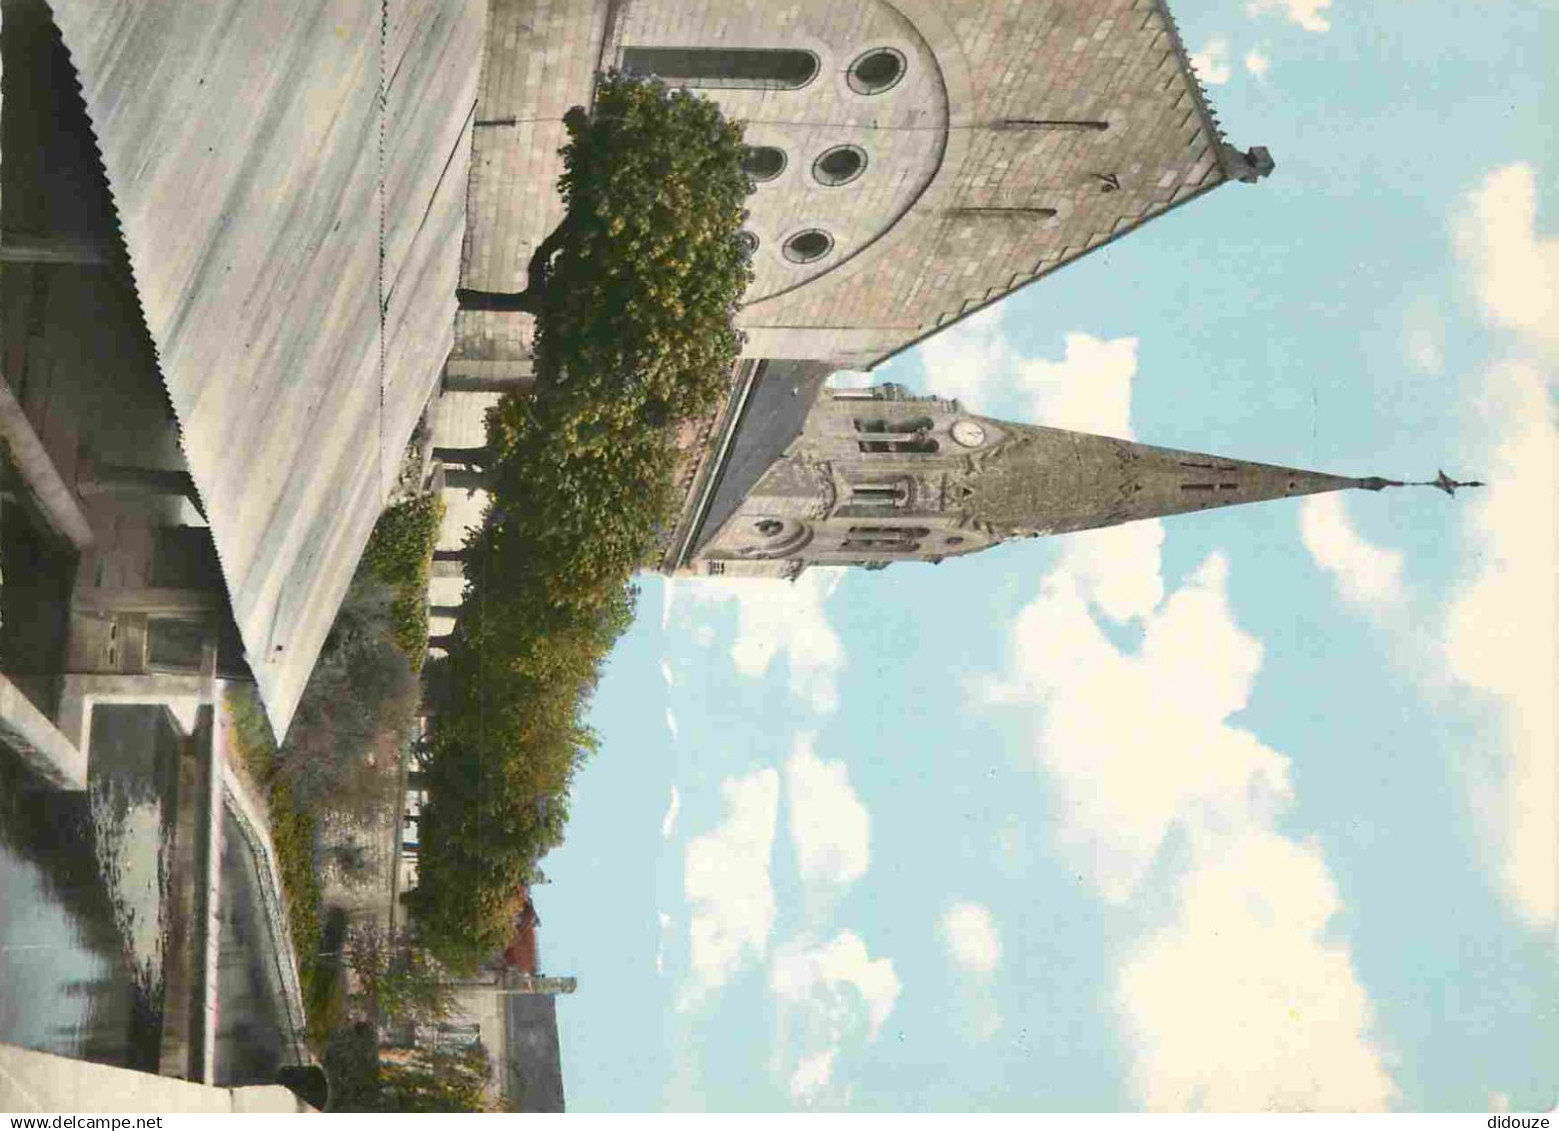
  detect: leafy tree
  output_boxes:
[411,75,753,962]
[324,1023,499,1113]
[459,70,752,429]
[346,924,457,1031]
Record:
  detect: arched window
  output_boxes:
[847,48,906,95]
[813,145,868,187]
[743,146,787,182]
[848,526,929,539]
[622,47,819,91]
[854,417,937,454]
[850,480,911,507]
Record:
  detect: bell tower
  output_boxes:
[680,379,1475,578]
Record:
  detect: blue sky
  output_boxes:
[539,0,1555,1111]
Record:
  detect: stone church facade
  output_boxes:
[451,0,1278,576]
[677,379,1401,578]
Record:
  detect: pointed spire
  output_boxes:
[959,423,1444,538]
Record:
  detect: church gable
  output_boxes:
[605,0,1257,367]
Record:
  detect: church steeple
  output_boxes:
[957,423,1409,538]
[680,380,1477,578]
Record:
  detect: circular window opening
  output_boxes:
[847,48,906,95]
[754,519,784,536]
[783,229,834,264]
[813,145,868,187]
[742,146,787,182]
[736,230,759,258]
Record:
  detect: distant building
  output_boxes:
[431,889,571,1113]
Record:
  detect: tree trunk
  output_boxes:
[433,446,488,469]
[442,467,485,492]
[432,548,467,563]
[455,287,537,313]
[453,220,567,315]
[443,371,535,395]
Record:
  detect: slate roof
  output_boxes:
[690,360,834,557]
[49,0,483,736]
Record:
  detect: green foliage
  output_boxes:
[225,685,324,1014]
[345,923,457,1029]
[324,1024,499,1113]
[359,493,445,661]
[411,76,752,961]
[282,577,417,817]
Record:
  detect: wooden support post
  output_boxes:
[0,673,87,789]
[0,378,95,551]
[79,463,201,507]
[0,231,113,265]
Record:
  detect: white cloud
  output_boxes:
[914,304,1012,411]
[661,784,681,840]
[1246,0,1332,33]
[786,734,871,894]
[1017,332,1139,437]
[1402,299,1444,374]
[941,902,1005,1041]
[1120,828,1394,1111]
[941,901,1002,975]
[788,1049,838,1101]
[987,554,1284,902]
[681,768,780,1006]
[769,931,902,1102]
[1190,38,1232,85]
[1443,162,1559,929]
[664,707,680,742]
[984,505,1392,1107]
[660,659,675,687]
[1299,493,1405,609]
[656,912,672,975]
[1243,48,1271,79]
[1058,519,1167,622]
[912,308,1139,439]
[674,570,847,713]
[1443,360,1556,929]
[1455,163,1559,355]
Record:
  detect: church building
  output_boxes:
[673,378,1427,578]
[451,0,1281,577]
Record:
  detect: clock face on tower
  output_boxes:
[950,419,987,448]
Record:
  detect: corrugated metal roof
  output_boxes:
[49,0,483,736]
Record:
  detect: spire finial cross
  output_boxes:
[1356,470,1485,495]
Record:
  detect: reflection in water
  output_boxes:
[3,707,297,1086]
[87,707,181,1015]
[214,809,290,1084]
[0,756,160,1072]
